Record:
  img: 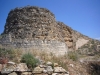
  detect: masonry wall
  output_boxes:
[0,34,67,56]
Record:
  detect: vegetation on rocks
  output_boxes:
[21,53,40,69]
[67,51,78,61]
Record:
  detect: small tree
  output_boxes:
[21,53,39,69]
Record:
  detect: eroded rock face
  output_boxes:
[76,38,89,50]
[57,22,73,49]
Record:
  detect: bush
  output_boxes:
[67,51,78,61]
[21,53,39,69]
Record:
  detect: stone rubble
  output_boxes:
[46,61,52,66]
[0,61,69,75]
[33,66,45,73]
[15,63,28,71]
[46,66,53,74]
[54,67,67,73]
[8,72,17,75]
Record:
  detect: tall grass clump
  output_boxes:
[67,51,78,61]
[21,53,40,69]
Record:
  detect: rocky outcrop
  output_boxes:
[76,38,89,50]
[57,22,73,50]
[57,22,90,50]
[77,39,100,55]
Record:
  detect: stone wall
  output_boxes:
[0,61,69,75]
[13,39,67,56]
[3,6,61,41]
[0,34,67,56]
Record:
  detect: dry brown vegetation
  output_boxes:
[0,46,99,75]
[24,49,90,75]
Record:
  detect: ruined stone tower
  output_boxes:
[0,6,90,55]
[1,6,70,55]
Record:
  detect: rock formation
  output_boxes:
[0,6,92,55]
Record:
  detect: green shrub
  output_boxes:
[21,53,39,69]
[67,51,78,61]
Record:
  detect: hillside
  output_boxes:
[0,6,100,75]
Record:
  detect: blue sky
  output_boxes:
[0,0,100,39]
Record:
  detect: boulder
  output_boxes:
[1,68,13,74]
[7,61,15,65]
[52,73,58,75]
[39,65,47,68]
[43,69,47,73]
[69,64,74,67]
[33,66,45,73]
[1,61,16,74]
[8,72,17,75]
[46,61,52,66]
[54,67,67,73]
[21,72,32,75]
[15,63,28,72]
[1,65,15,74]
[7,62,16,70]
[46,66,53,74]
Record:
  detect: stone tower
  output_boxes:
[2,6,69,55]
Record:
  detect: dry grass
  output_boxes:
[0,47,91,75]
[25,49,90,75]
